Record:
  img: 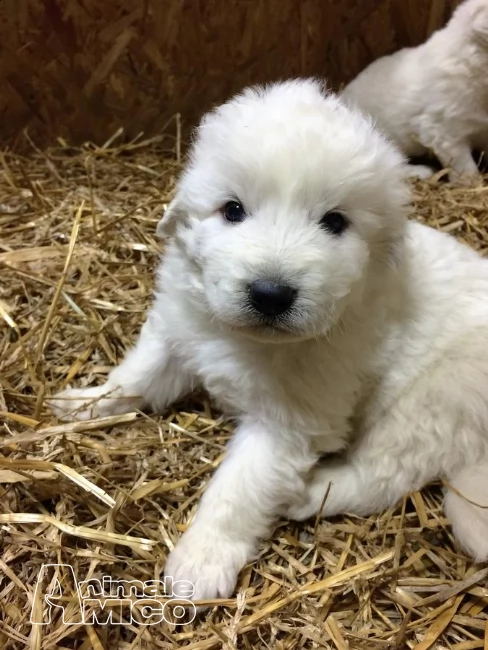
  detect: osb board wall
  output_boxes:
[0,0,460,147]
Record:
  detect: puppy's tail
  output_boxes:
[444,462,488,562]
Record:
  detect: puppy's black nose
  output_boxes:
[249,279,296,316]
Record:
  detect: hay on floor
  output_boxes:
[1,132,488,649]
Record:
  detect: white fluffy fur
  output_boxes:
[342,0,488,182]
[51,79,488,601]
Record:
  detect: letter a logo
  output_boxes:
[31,564,83,625]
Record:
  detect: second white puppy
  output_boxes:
[52,79,488,601]
[342,0,488,182]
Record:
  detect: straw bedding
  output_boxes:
[1,131,488,649]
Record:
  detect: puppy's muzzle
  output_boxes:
[248,279,297,317]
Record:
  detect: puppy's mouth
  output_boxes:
[235,325,301,343]
[229,313,310,343]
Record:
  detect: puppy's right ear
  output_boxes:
[454,0,488,45]
[156,196,186,238]
[472,9,488,44]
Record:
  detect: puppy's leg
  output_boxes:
[286,387,442,521]
[433,140,481,184]
[286,455,417,523]
[444,462,488,562]
[165,420,318,602]
[302,456,487,563]
[287,346,488,562]
[50,303,194,421]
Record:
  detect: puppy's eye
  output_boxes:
[319,210,349,236]
[221,200,246,223]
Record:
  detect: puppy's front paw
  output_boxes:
[49,384,133,421]
[449,170,482,187]
[164,527,251,603]
[406,164,434,180]
[285,490,322,522]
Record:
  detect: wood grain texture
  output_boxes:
[0,0,460,146]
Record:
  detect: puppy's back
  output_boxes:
[341,48,425,155]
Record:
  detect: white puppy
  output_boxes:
[342,0,488,182]
[52,79,488,602]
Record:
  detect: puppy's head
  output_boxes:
[158,79,409,343]
[449,0,488,47]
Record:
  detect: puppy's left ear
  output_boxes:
[156,196,186,238]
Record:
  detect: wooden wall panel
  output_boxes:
[0,0,460,146]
